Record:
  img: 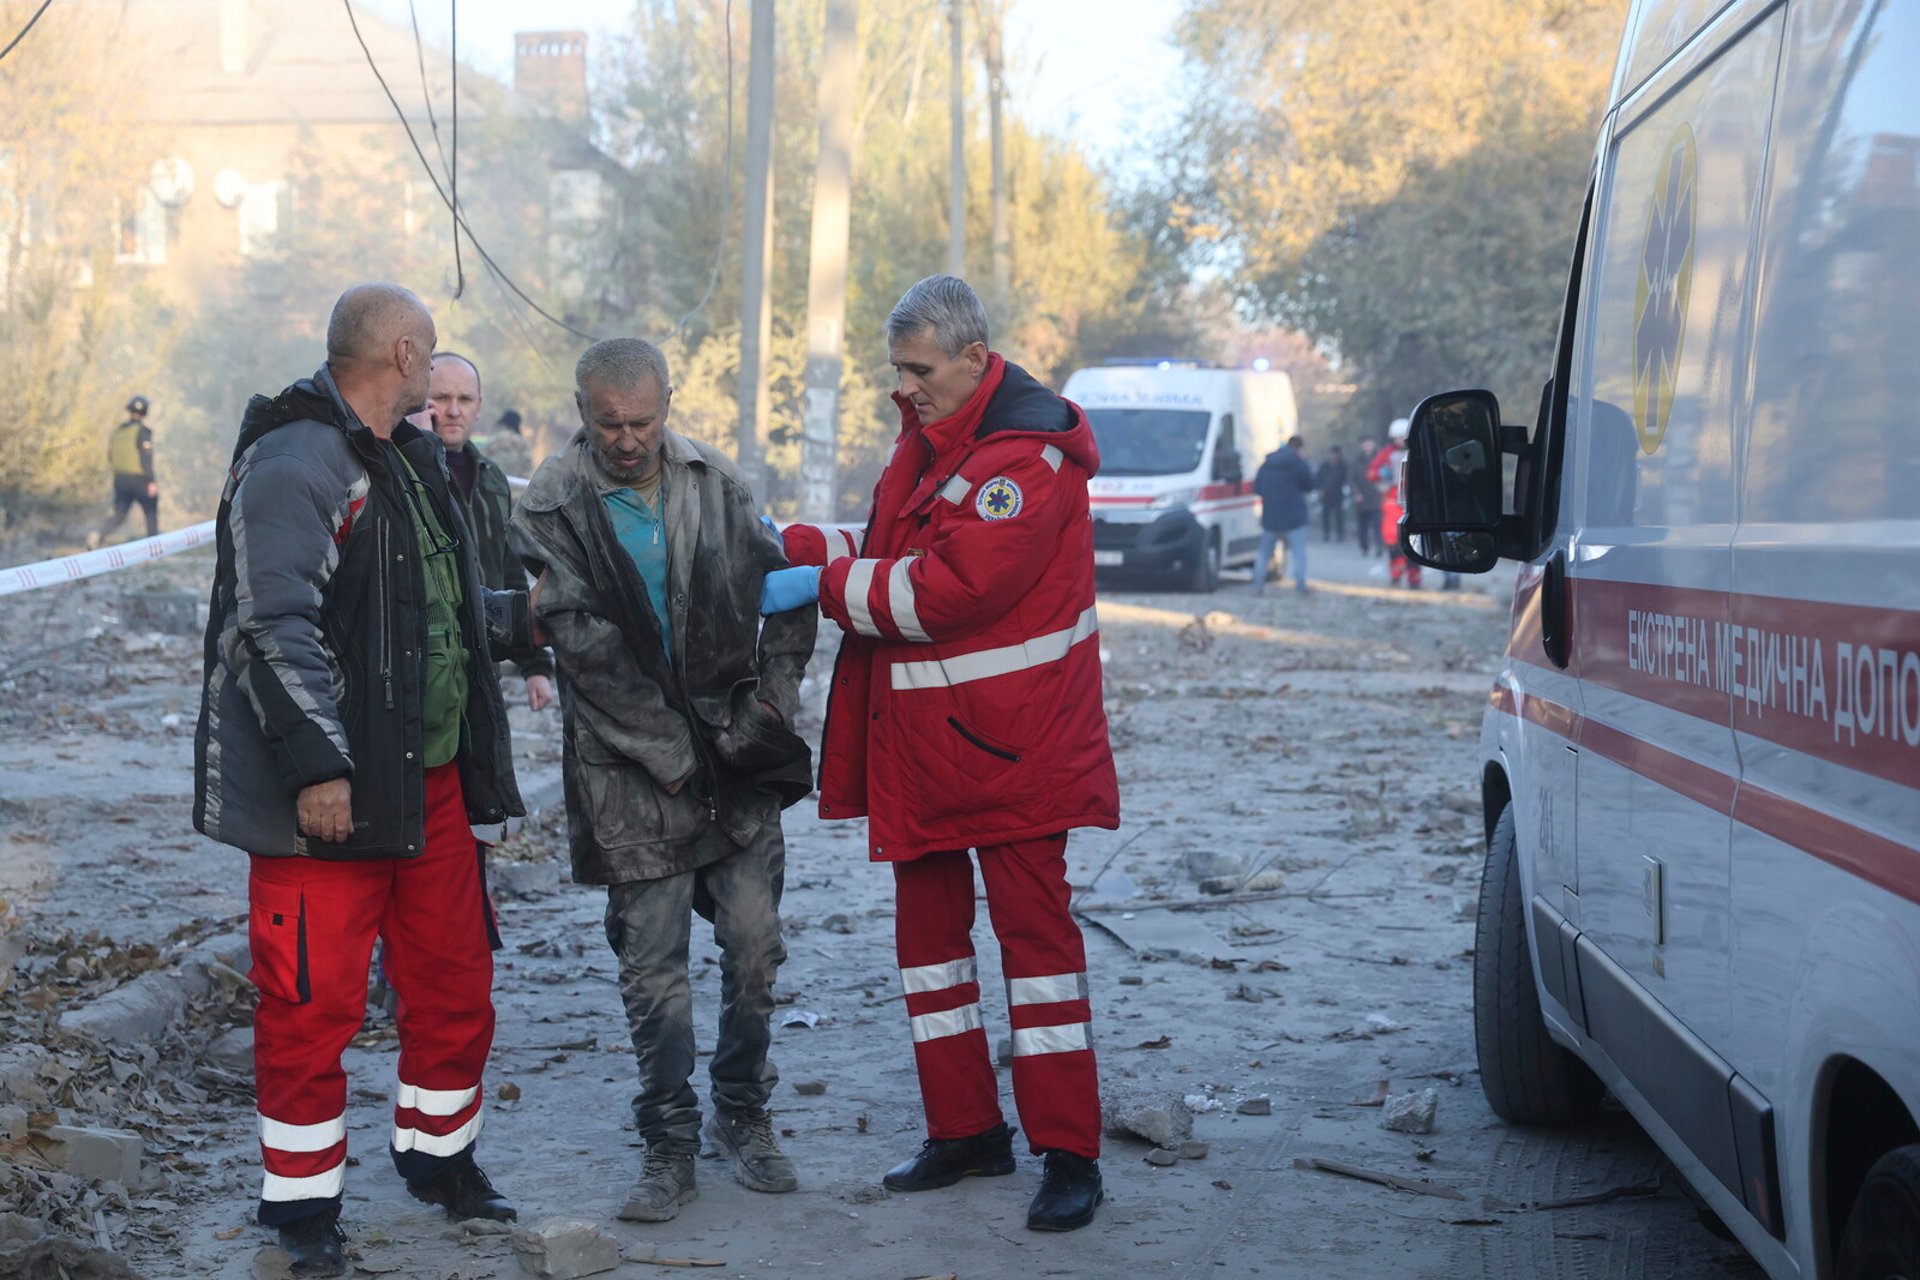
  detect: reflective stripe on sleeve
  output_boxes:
[889,559,931,643]
[909,1002,985,1043]
[1011,1022,1092,1057]
[259,1114,347,1154]
[1007,972,1088,1006]
[261,1160,347,1202]
[899,956,979,996]
[845,559,883,637]
[940,475,972,504]
[1041,444,1063,472]
[890,605,1099,690]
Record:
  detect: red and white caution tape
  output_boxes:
[0,475,532,598]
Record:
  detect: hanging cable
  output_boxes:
[672,0,737,339]
[450,0,462,298]
[0,0,54,63]
[343,0,594,339]
[404,0,464,298]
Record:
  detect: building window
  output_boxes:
[115,189,167,266]
[239,180,287,257]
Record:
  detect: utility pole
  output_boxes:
[736,0,777,494]
[985,0,1010,309]
[800,0,859,523]
[947,0,966,277]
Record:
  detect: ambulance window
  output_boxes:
[1574,11,1783,532]
[1745,5,1920,524]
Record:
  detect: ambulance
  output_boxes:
[1401,2,1920,1276]
[1060,361,1298,592]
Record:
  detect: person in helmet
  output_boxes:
[91,395,160,547]
[1367,418,1421,589]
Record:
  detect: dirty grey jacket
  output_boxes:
[193,367,532,859]
[510,428,814,885]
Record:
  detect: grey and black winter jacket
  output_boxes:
[453,441,554,680]
[193,367,533,859]
[510,428,814,885]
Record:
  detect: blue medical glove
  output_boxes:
[759,514,780,536]
[760,565,822,615]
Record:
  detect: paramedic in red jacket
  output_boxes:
[760,275,1119,1233]
[1369,417,1421,588]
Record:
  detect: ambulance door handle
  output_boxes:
[1541,551,1571,670]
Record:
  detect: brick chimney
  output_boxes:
[515,31,589,123]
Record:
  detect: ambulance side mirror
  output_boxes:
[1400,389,1506,574]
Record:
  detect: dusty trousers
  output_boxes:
[892,834,1101,1159]
[603,823,787,1154]
[248,763,497,1226]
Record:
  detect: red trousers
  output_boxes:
[248,763,495,1225]
[892,834,1100,1159]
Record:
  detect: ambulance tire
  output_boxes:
[1838,1145,1920,1280]
[1474,802,1603,1126]
[1184,534,1220,594]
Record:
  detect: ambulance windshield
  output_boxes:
[1084,409,1212,476]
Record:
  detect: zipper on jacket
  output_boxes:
[377,518,395,709]
[948,715,1022,762]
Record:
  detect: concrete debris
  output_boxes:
[0,1212,44,1247]
[1199,869,1287,895]
[1381,1088,1439,1135]
[0,1235,148,1279]
[1183,1093,1223,1114]
[1235,1096,1272,1117]
[1144,1148,1178,1167]
[34,1125,143,1186]
[1178,1141,1209,1161]
[1100,1087,1193,1149]
[792,1080,827,1096]
[490,861,565,901]
[200,1027,252,1077]
[0,1105,27,1143]
[458,1218,515,1236]
[1081,909,1233,963]
[57,935,249,1047]
[510,1217,624,1279]
[820,913,856,934]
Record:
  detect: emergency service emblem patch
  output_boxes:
[1633,123,1697,456]
[976,476,1024,520]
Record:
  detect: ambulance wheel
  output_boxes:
[1838,1145,1920,1280]
[1474,802,1603,1125]
[1184,535,1220,593]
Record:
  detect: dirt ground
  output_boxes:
[0,540,1767,1279]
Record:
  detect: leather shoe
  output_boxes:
[277,1212,347,1276]
[882,1121,1016,1192]
[407,1155,517,1221]
[1027,1150,1102,1232]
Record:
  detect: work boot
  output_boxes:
[704,1108,798,1193]
[407,1154,516,1221]
[277,1211,348,1276]
[882,1121,1016,1192]
[618,1149,698,1222]
[1026,1150,1103,1232]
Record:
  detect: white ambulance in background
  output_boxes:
[1061,361,1298,592]
[1400,2,1920,1277]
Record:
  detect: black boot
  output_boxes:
[882,1121,1016,1192]
[1027,1150,1102,1232]
[277,1211,348,1276]
[407,1154,517,1221]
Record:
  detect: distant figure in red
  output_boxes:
[1368,417,1421,589]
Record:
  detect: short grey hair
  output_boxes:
[575,338,670,397]
[326,282,430,362]
[886,275,989,357]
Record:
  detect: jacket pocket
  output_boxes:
[947,715,1022,762]
[574,728,704,846]
[248,881,310,1005]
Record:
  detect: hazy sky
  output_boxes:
[365,0,1188,168]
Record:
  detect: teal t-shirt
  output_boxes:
[603,484,672,662]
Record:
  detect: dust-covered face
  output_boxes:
[889,327,988,426]
[579,375,671,485]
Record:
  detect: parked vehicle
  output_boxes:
[1402,2,1920,1276]
[1062,361,1297,592]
